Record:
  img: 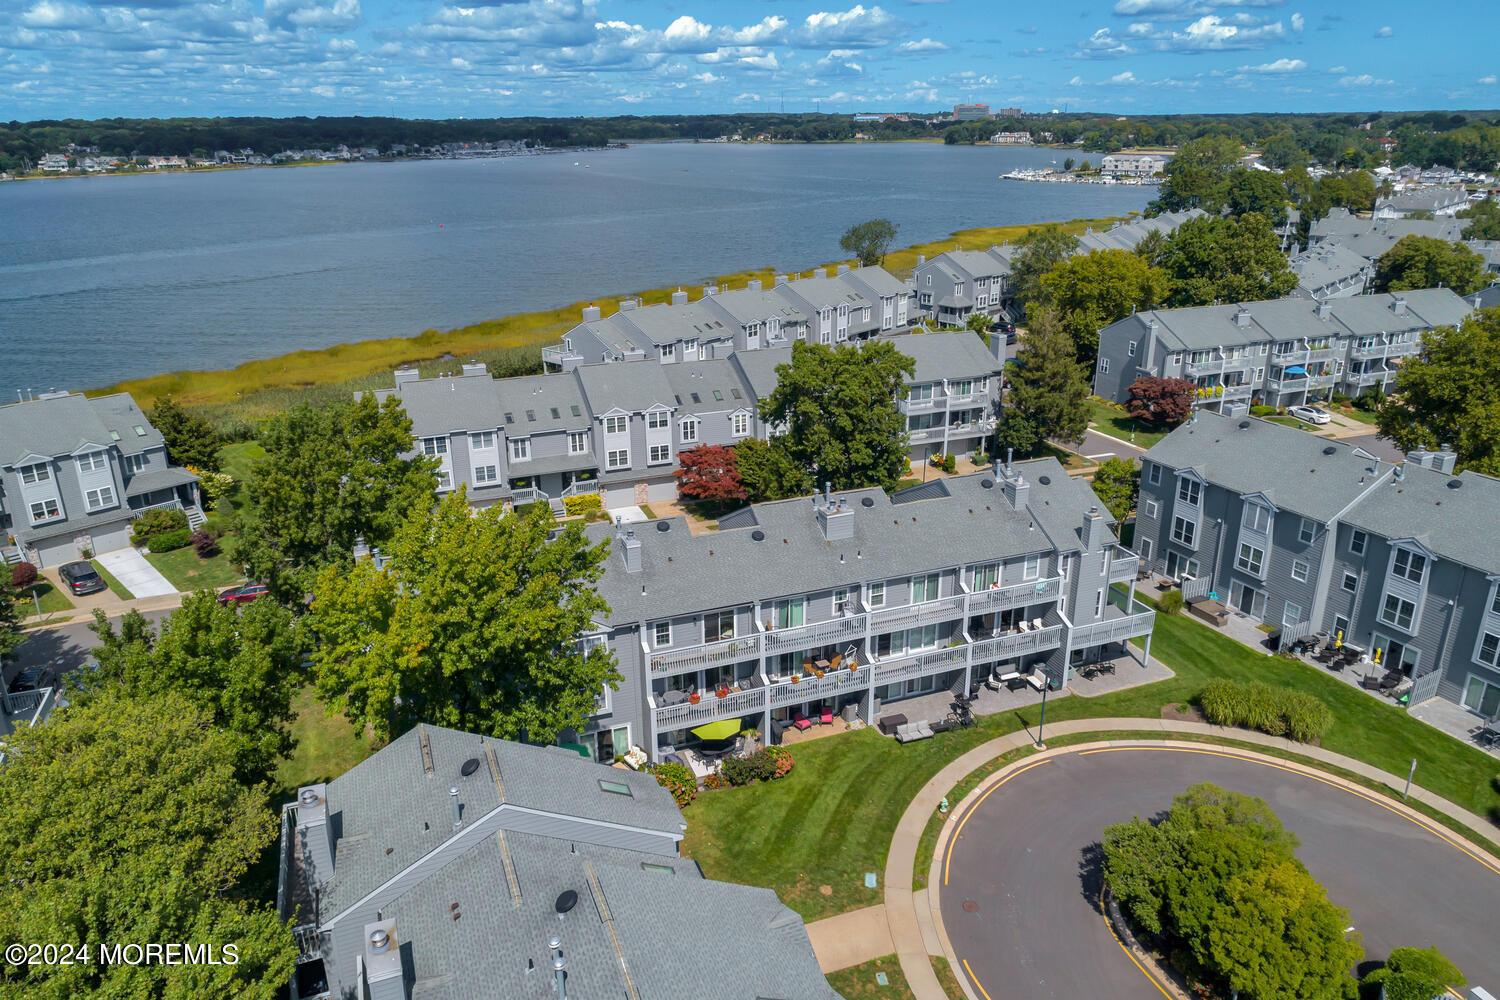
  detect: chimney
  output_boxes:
[1405,448,1432,469]
[1316,300,1333,321]
[295,784,336,886]
[816,484,854,541]
[449,786,462,830]
[813,267,827,279]
[774,274,788,286]
[1391,295,1408,316]
[618,299,637,312]
[1002,471,1029,512]
[917,254,925,265]
[363,921,407,1000]
[702,284,719,297]
[837,263,850,275]
[1233,306,1251,328]
[581,305,602,322]
[353,536,371,561]
[619,528,642,573]
[393,367,420,389]
[747,278,763,292]
[1433,443,1457,474]
[461,360,487,377]
[1081,505,1105,551]
[671,289,688,306]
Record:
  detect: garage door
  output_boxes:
[30,535,79,569]
[604,485,636,508]
[645,479,678,503]
[91,522,134,556]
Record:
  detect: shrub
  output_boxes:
[942,453,958,474]
[513,500,555,520]
[1249,404,1278,417]
[191,530,221,558]
[562,493,603,517]
[721,746,794,786]
[193,470,235,512]
[1199,678,1332,743]
[972,451,990,467]
[763,745,794,778]
[702,773,725,790]
[147,528,193,553]
[130,508,189,546]
[1330,392,1353,405]
[652,762,697,807]
[1355,388,1384,413]
[1157,590,1184,615]
[10,562,38,589]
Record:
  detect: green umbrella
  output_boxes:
[691,719,742,741]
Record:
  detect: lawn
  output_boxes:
[823,954,965,1000]
[144,542,245,592]
[1085,399,1169,449]
[219,441,267,485]
[1336,407,1381,426]
[12,580,74,616]
[89,560,133,599]
[274,686,370,801]
[681,594,1500,923]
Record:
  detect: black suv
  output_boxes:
[58,561,107,596]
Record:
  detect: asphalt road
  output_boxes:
[5,610,172,687]
[940,746,1500,1000]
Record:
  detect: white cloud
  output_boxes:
[897,37,948,51]
[265,0,362,32]
[1240,57,1304,72]
[795,6,909,49]
[1328,65,1346,72]
[692,71,721,83]
[1126,21,1154,35]
[309,84,335,97]
[1075,27,1135,58]
[1109,70,1138,83]
[1155,14,1284,51]
[1289,12,1303,32]
[1374,25,1392,37]
[1481,75,1498,85]
[1338,73,1393,86]
[1066,74,1085,85]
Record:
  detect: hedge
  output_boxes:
[652,762,697,808]
[563,493,602,517]
[147,528,193,553]
[130,507,188,546]
[1199,678,1333,743]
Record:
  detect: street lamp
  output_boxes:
[1035,673,1050,750]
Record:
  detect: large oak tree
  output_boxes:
[1152,212,1298,307]
[1378,309,1500,475]
[1037,249,1171,362]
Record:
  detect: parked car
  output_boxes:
[8,668,47,693]
[217,581,269,606]
[1287,405,1332,425]
[57,561,106,596]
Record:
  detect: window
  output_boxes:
[84,486,115,510]
[773,598,805,629]
[599,779,633,797]
[1147,463,1161,486]
[971,563,999,590]
[1342,572,1358,593]
[1171,353,1183,366]
[647,411,669,430]
[1095,589,1106,617]
[641,862,675,874]
[133,425,146,436]
[29,498,61,522]
[1236,543,1264,575]
[925,273,932,286]
[470,431,495,450]
[474,465,497,483]
[510,438,530,462]
[652,621,671,647]
[1380,594,1416,632]
[1098,358,1110,374]
[704,610,735,642]
[1492,587,1500,616]
[1128,341,1136,357]
[607,449,629,469]
[1478,632,1500,667]
[1177,478,1201,506]
[906,624,939,651]
[833,588,850,614]
[1023,554,1040,580]
[1171,516,1196,547]
[125,453,146,474]
[1350,530,1367,556]
[421,436,447,457]
[953,379,972,397]
[569,432,588,454]
[76,451,107,473]
[911,573,939,603]
[1291,559,1309,583]
[909,384,933,401]
[436,471,451,490]
[649,444,670,463]
[1242,503,1270,533]
[1144,499,1158,519]
[605,415,628,435]
[868,582,886,608]
[1282,601,1305,626]
[1298,518,1316,544]
[679,420,698,443]
[19,463,49,485]
[659,345,674,361]
[1392,548,1427,584]
[685,338,698,358]
[731,413,749,437]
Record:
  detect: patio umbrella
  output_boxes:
[1284,365,1308,376]
[691,719,742,741]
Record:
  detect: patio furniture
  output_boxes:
[1097,661,1115,675]
[1476,726,1500,749]
[1378,671,1403,692]
[830,653,843,671]
[661,690,687,706]
[878,713,908,736]
[1031,618,1044,630]
[819,705,834,726]
[1188,598,1229,627]
[1359,673,1384,691]
[814,658,831,673]
[895,721,935,743]
[1017,620,1030,632]
[792,712,812,731]
[1156,579,1174,591]
[1027,673,1046,691]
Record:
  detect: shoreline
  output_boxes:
[92,212,1135,423]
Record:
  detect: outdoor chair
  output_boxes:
[830,653,843,671]
[1017,620,1030,632]
[792,712,812,731]
[819,705,834,726]
[1032,618,1044,630]
[1359,674,1384,691]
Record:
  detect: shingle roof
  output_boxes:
[1308,208,1467,260]
[1343,464,1500,574]
[663,360,754,417]
[616,300,732,346]
[729,347,794,401]
[88,393,165,457]
[382,374,509,437]
[888,331,1003,384]
[497,375,591,433]
[574,361,676,415]
[1288,242,1373,295]
[0,392,146,466]
[1468,284,1500,310]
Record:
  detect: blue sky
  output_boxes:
[2,0,1494,119]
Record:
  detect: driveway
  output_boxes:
[94,547,177,598]
[940,745,1499,1000]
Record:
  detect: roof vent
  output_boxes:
[1238,420,1251,429]
[369,927,392,954]
[298,787,321,808]
[1447,478,1463,489]
[460,757,481,778]
[656,520,671,532]
[555,890,578,916]
[1038,475,1051,485]
[861,497,875,508]
[1322,446,1337,455]
[751,529,766,541]
[980,478,995,489]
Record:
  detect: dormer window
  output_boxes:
[1177,478,1201,506]
[19,462,50,485]
[1392,549,1426,584]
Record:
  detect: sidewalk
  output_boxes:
[20,591,186,631]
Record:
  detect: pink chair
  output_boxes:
[819,705,834,726]
[792,712,812,731]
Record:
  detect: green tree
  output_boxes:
[1150,135,1243,213]
[1090,457,1139,520]
[1361,947,1466,1000]
[838,218,900,267]
[1157,213,1298,307]
[1225,167,1290,225]
[1373,234,1488,295]
[759,339,916,492]
[734,436,815,502]
[1010,223,1081,311]
[148,396,223,472]
[1378,310,1500,475]
[309,492,617,744]
[0,690,296,1000]
[1062,156,1075,171]
[996,307,1090,456]
[83,592,304,786]
[1458,197,1500,240]
[965,312,990,333]
[234,394,437,602]
[0,570,22,668]
[1037,249,1172,361]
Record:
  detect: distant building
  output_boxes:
[1306,207,1468,261]
[995,107,1023,117]
[1287,242,1375,301]
[1100,152,1169,178]
[953,103,991,121]
[38,154,68,172]
[853,113,907,123]
[989,131,1032,144]
[1373,188,1470,220]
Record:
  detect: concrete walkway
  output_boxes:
[20,591,186,631]
[882,719,1500,1000]
[805,903,897,972]
[95,547,177,598]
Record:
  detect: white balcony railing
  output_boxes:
[1184,359,1225,376]
[649,633,761,674]
[870,594,967,632]
[969,624,1065,662]
[1068,604,1156,649]
[1108,555,1140,584]
[967,576,1062,614]
[768,665,869,706]
[899,397,942,415]
[761,613,868,655]
[872,644,971,685]
[509,486,549,505]
[653,687,768,729]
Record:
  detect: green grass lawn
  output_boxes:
[218,441,266,485]
[820,952,966,1000]
[1336,407,1380,426]
[144,540,245,592]
[89,560,133,600]
[13,580,74,616]
[274,686,370,802]
[681,595,1500,923]
[1085,399,1169,449]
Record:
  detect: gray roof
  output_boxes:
[497,375,591,434]
[1142,411,1385,522]
[591,460,1106,625]
[1075,209,1205,254]
[729,347,794,401]
[574,361,676,415]
[663,360,755,417]
[123,466,200,498]
[705,283,807,327]
[888,330,1003,384]
[617,300,733,347]
[382,373,509,437]
[1342,463,1500,575]
[1288,242,1373,295]
[1308,207,1467,260]
[88,393,166,457]
[1375,189,1469,214]
[319,724,682,917]
[1467,283,1500,310]
[939,249,1010,280]
[0,392,156,466]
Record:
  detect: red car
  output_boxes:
[217,582,269,606]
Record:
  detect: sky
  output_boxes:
[2,0,1495,120]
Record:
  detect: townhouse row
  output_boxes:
[374,330,1005,511]
[1092,287,1474,414]
[570,459,1156,764]
[0,391,201,568]
[1136,411,1500,718]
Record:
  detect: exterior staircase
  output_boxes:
[185,504,207,530]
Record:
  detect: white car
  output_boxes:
[1287,405,1331,425]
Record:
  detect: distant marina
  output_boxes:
[1000,168,1162,185]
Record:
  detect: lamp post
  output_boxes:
[1035,674,1050,750]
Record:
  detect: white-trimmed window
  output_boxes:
[569,432,588,454]
[1342,571,1358,592]
[1392,548,1427,584]
[1282,601,1305,626]
[1242,503,1270,533]
[647,410,669,430]
[1491,587,1500,616]
[125,453,147,474]
[1380,594,1416,632]
[474,465,498,484]
[1477,632,1500,667]
[649,444,670,463]
[1098,358,1110,374]
[19,463,50,485]
[868,582,886,608]
[1095,589,1106,617]
[1171,516,1196,547]
[833,588,851,614]
[731,413,749,437]
[1291,559,1309,583]
[911,573,939,603]
[84,486,115,510]
[659,345,674,362]
[607,449,629,469]
[1147,463,1161,486]
[605,415,628,435]
[685,338,698,359]
[1177,478,1201,506]
[652,621,671,647]
[510,438,530,462]
[421,436,448,457]
[1350,530,1367,556]
[680,419,699,443]
[971,563,1000,590]
[1171,353,1183,366]
[1128,341,1136,357]
[470,431,495,450]
[77,451,107,473]
[29,498,60,522]
[1298,518,1316,544]
[436,471,452,490]
[1023,554,1041,580]
[1236,543,1264,575]
[1144,499,1159,519]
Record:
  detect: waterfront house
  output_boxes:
[1287,242,1375,300]
[1100,153,1170,178]
[276,726,835,1000]
[1135,411,1500,717]
[1092,289,1473,414]
[0,392,201,568]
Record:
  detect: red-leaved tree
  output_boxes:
[674,444,747,507]
[1125,376,1196,427]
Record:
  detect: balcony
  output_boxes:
[653,686,768,729]
[1350,370,1391,387]
[873,644,971,686]
[1108,554,1141,584]
[1068,600,1155,649]
[1352,343,1394,361]
[1184,359,1224,376]
[649,633,762,675]
[761,613,868,655]
[1306,345,1339,362]
[870,594,967,632]
[969,623,1065,662]
[968,576,1062,614]
[908,425,946,443]
[1272,350,1309,366]
[899,397,941,415]
[769,665,869,707]
[542,345,583,369]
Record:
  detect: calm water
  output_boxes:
[0,143,1151,393]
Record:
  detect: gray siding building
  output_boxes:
[0,391,200,568]
[1135,411,1500,718]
